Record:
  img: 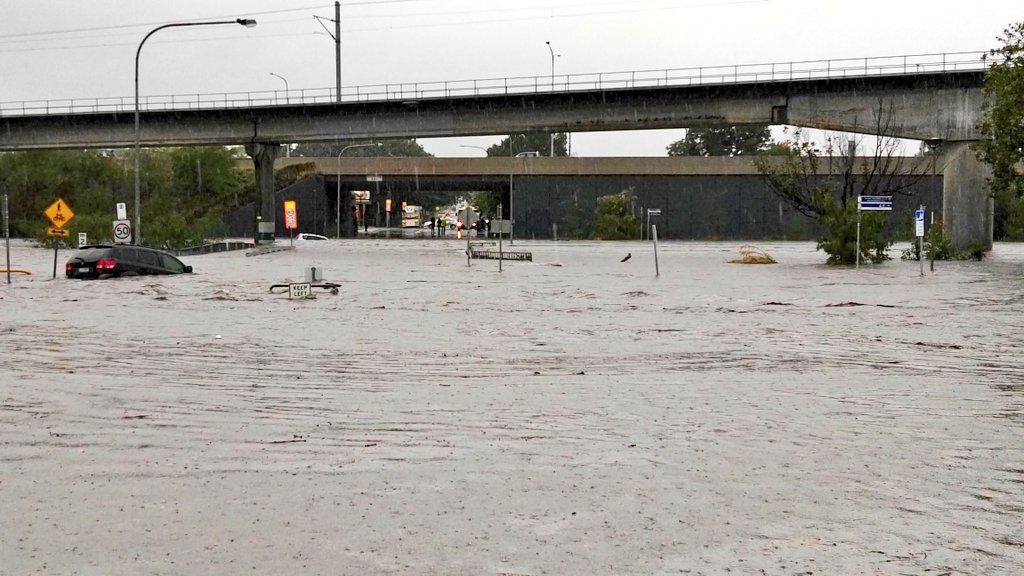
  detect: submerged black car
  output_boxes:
[66,245,193,279]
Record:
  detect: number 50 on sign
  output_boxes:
[283,200,298,230]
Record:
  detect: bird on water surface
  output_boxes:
[620,253,632,262]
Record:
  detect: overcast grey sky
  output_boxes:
[0,0,1018,156]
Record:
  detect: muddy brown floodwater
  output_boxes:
[1,239,1023,575]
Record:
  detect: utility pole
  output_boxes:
[335,1,341,103]
[314,3,342,103]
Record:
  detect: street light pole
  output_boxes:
[336,143,382,238]
[134,18,256,246]
[269,72,291,158]
[545,41,560,158]
[269,72,289,104]
[509,139,515,244]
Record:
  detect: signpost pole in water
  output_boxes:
[647,208,661,243]
[652,224,660,277]
[916,205,926,277]
[498,203,504,273]
[44,198,74,279]
[855,196,893,268]
[283,200,298,247]
[3,194,10,285]
[856,208,861,270]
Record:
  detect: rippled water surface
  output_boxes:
[2,240,1023,574]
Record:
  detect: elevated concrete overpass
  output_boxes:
[0,52,992,249]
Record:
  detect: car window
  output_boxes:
[75,248,112,260]
[138,250,160,266]
[115,247,139,262]
[159,253,185,273]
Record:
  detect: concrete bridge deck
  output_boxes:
[277,155,940,177]
[0,51,992,250]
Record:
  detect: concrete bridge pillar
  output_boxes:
[245,143,282,244]
[941,142,993,253]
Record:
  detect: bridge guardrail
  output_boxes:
[0,51,990,117]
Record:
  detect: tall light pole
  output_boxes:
[269,72,289,104]
[509,138,516,244]
[337,142,382,238]
[545,41,560,158]
[134,18,256,246]
[269,72,291,158]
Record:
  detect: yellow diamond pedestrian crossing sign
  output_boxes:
[44,199,74,229]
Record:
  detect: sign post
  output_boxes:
[3,194,10,285]
[44,198,74,279]
[78,232,88,248]
[112,220,132,244]
[856,195,892,268]
[283,200,298,247]
[498,204,504,273]
[915,206,925,277]
[646,208,661,242]
[288,283,311,299]
[652,224,660,277]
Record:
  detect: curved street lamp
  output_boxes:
[336,142,382,238]
[269,72,290,104]
[545,41,561,158]
[133,18,257,245]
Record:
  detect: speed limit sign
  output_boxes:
[112,219,132,244]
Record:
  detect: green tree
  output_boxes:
[469,191,500,218]
[0,147,250,248]
[667,125,771,157]
[753,114,934,265]
[170,147,247,206]
[0,150,126,241]
[976,22,1024,240]
[593,191,638,240]
[292,139,432,157]
[486,133,567,157]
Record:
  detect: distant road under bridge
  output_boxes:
[250,156,942,241]
[0,52,991,249]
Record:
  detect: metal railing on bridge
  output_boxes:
[0,51,989,117]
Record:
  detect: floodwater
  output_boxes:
[1,239,1023,575]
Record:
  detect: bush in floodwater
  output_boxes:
[815,191,891,265]
[729,245,777,264]
[901,221,968,262]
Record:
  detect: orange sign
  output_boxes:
[46,227,70,238]
[283,200,298,230]
[44,198,74,229]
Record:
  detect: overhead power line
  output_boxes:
[0,0,779,54]
[0,5,332,40]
